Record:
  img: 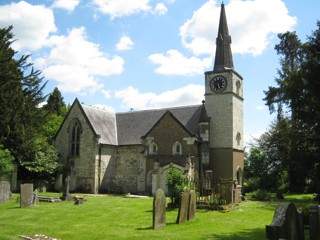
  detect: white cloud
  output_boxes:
[116,36,134,51]
[148,49,211,76]
[256,105,266,110]
[153,3,168,16]
[180,0,297,56]
[52,0,80,12]
[93,0,152,19]
[35,27,124,94]
[0,1,56,51]
[115,84,204,110]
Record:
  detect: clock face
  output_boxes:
[210,76,227,92]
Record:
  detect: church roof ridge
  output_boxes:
[115,104,202,115]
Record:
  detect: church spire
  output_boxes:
[213,3,234,72]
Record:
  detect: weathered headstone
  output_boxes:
[152,189,166,229]
[188,190,196,221]
[0,181,10,204]
[309,205,320,240]
[266,202,304,240]
[176,188,190,224]
[20,183,34,207]
[61,176,73,201]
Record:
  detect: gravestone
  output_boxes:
[61,176,73,201]
[309,205,320,240]
[20,183,34,207]
[0,181,10,204]
[266,202,304,240]
[188,190,196,221]
[176,188,190,224]
[152,189,166,229]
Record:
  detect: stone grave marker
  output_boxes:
[61,176,73,201]
[176,188,190,224]
[20,183,34,207]
[0,181,10,204]
[152,189,166,229]
[266,202,304,240]
[309,205,320,240]
[188,189,196,221]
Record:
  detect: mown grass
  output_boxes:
[0,193,314,240]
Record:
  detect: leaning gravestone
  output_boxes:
[266,202,304,240]
[153,189,166,229]
[0,181,10,204]
[188,190,196,221]
[176,188,190,224]
[20,183,34,207]
[309,205,320,240]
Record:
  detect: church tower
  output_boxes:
[204,3,244,184]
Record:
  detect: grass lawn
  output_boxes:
[0,193,314,240]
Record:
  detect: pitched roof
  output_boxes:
[73,102,208,146]
[116,105,204,145]
[81,104,118,145]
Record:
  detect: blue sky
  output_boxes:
[0,0,319,147]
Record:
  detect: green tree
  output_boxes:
[0,145,14,179]
[246,118,292,192]
[263,23,320,192]
[167,163,185,206]
[0,26,59,184]
[45,87,66,116]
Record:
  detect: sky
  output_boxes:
[0,0,319,148]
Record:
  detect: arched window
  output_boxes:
[149,142,158,155]
[70,121,81,156]
[172,141,182,155]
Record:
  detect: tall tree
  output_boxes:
[0,26,59,183]
[263,22,320,192]
[45,87,66,116]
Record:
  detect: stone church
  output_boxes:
[54,3,244,195]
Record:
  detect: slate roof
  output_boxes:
[214,3,234,72]
[80,104,118,145]
[116,105,204,145]
[79,102,207,146]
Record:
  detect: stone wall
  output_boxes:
[55,102,99,193]
[116,145,144,194]
[98,145,117,193]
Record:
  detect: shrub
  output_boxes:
[251,189,272,201]
[167,163,185,205]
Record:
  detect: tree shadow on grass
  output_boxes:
[201,227,266,240]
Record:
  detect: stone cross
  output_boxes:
[61,176,73,201]
[20,183,34,207]
[152,189,166,229]
[0,181,10,204]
